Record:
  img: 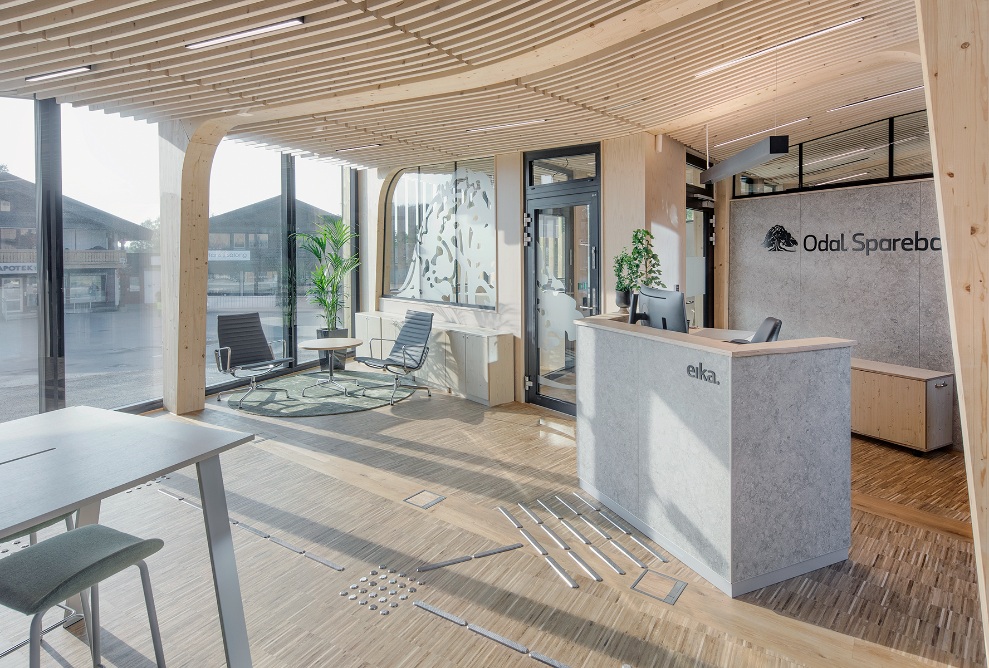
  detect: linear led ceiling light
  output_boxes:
[24,65,93,82]
[337,144,380,152]
[186,18,304,49]
[466,119,547,133]
[826,85,924,112]
[695,17,864,78]
[814,172,869,186]
[713,117,808,148]
[700,136,790,184]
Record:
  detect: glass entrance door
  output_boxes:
[525,193,599,414]
[685,207,714,327]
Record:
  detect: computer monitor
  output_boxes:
[629,287,688,333]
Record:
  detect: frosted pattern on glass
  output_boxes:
[387,160,496,307]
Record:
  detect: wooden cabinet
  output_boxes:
[851,358,954,451]
[354,311,515,406]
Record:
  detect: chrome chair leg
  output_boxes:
[28,613,43,668]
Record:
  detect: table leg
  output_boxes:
[301,350,352,397]
[197,455,253,668]
[64,501,101,625]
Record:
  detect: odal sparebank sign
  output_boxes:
[763,224,942,256]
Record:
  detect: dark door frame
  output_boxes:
[523,189,601,416]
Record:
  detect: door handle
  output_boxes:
[591,247,597,270]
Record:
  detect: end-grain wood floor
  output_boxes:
[0,393,980,667]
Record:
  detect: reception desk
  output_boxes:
[575,318,855,597]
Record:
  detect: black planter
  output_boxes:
[317,327,348,370]
[615,289,632,313]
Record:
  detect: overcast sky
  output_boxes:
[0,97,343,223]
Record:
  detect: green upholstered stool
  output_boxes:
[0,513,81,660]
[0,524,166,668]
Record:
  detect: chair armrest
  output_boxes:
[214,347,232,373]
[368,337,396,359]
[238,357,293,370]
[270,338,287,358]
[398,344,428,372]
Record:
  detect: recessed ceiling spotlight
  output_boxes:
[24,65,93,82]
[186,18,304,49]
[337,144,381,152]
[713,117,809,148]
[826,85,924,112]
[466,119,547,133]
[695,17,865,78]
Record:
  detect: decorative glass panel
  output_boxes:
[385,158,496,308]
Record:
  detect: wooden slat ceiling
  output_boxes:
[0,0,925,170]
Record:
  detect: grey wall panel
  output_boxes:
[797,185,921,364]
[636,341,732,579]
[729,348,851,582]
[728,194,802,335]
[729,179,960,447]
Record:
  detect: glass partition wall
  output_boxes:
[735,110,932,197]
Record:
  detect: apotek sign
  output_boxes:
[0,263,36,274]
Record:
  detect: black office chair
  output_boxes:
[356,311,433,405]
[214,312,294,407]
[731,317,782,344]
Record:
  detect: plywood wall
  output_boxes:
[602,133,686,313]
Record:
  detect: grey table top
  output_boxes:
[0,406,253,541]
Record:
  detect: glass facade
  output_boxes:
[206,140,284,388]
[295,157,346,365]
[530,152,597,186]
[0,98,38,423]
[60,105,163,410]
[735,111,933,197]
[385,158,496,308]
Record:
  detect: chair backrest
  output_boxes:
[750,317,782,343]
[217,313,274,367]
[386,311,433,369]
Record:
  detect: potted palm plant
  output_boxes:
[296,217,359,370]
[613,248,637,312]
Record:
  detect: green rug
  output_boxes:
[226,370,416,417]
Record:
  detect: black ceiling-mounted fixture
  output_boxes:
[699,136,789,184]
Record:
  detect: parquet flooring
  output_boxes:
[0,391,980,667]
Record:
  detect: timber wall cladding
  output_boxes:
[728,179,962,449]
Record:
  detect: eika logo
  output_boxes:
[687,363,720,385]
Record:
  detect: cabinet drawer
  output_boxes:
[851,367,953,450]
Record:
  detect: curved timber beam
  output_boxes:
[159,117,237,414]
[915,0,989,658]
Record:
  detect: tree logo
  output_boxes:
[762,224,798,252]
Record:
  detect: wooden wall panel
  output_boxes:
[602,133,686,313]
[915,0,989,656]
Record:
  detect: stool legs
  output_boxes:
[28,614,43,668]
[90,585,100,668]
[137,561,166,667]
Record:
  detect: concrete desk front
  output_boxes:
[575,318,855,596]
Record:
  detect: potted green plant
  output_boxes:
[613,247,637,312]
[631,228,665,290]
[296,217,359,370]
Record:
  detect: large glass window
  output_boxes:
[384,158,496,308]
[206,140,283,388]
[295,157,346,364]
[893,110,932,177]
[734,111,933,197]
[0,98,38,423]
[60,105,162,410]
